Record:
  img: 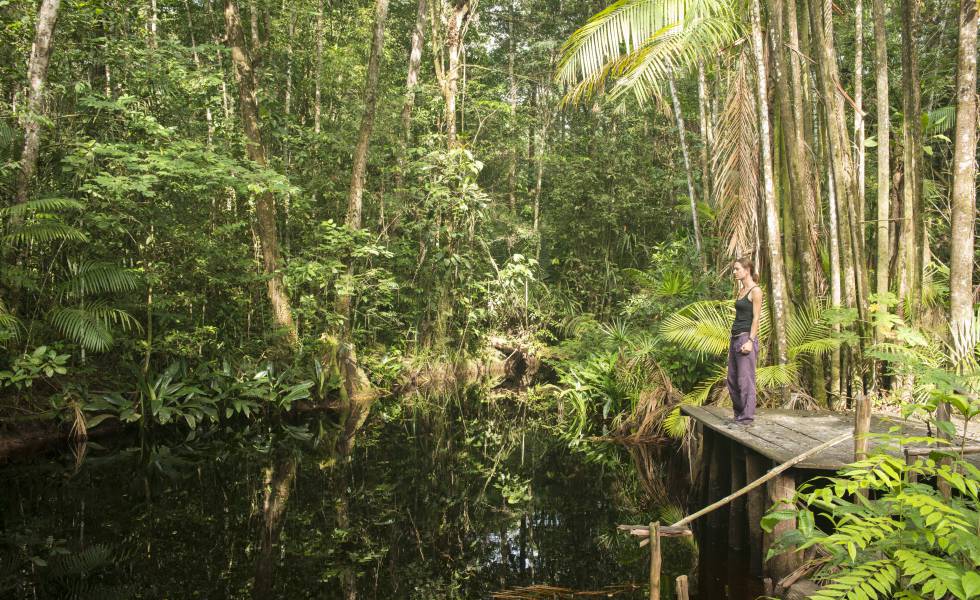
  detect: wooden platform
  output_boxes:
[681,405,980,471]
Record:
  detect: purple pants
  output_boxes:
[727,332,758,423]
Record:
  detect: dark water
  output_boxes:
[0,392,693,599]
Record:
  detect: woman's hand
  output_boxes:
[740,341,753,354]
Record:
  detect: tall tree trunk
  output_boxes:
[949,0,978,362]
[898,0,923,315]
[786,0,826,299]
[668,76,703,258]
[773,0,820,304]
[750,0,790,366]
[872,0,890,332]
[400,0,426,140]
[314,0,324,134]
[809,0,869,324]
[14,0,61,207]
[224,0,298,345]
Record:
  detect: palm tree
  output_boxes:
[556,0,792,367]
[659,299,843,437]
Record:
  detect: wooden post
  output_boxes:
[728,444,749,599]
[649,521,661,600]
[703,434,731,599]
[675,575,689,600]
[854,390,872,460]
[765,473,802,581]
[745,451,767,579]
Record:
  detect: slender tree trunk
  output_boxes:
[184,0,215,147]
[314,0,324,134]
[345,0,388,232]
[148,0,158,48]
[336,0,389,328]
[853,0,865,233]
[507,2,518,212]
[826,137,843,404]
[224,0,298,345]
[949,0,978,361]
[400,0,426,140]
[207,0,233,122]
[898,0,923,315]
[872,0,890,330]
[668,76,703,258]
[697,61,712,205]
[751,0,790,366]
[445,1,472,147]
[14,0,61,207]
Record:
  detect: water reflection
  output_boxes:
[1,389,688,598]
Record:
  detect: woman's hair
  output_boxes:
[734,257,759,282]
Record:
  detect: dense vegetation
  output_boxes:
[0,0,977,597]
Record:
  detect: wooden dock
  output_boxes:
[682,405,980,470]
[681,405,980,599]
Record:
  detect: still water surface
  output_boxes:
[1,392,690,599]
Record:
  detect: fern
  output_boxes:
[61,261,141,298]
[810,560,898,600]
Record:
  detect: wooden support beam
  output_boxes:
[649,521,661,600]
[619,525,693,537]
[675,575,689,600]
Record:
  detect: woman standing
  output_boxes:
[727,258,762,427]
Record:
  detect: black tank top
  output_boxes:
[732,286,757,335]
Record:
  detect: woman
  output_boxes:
[727,258,762,427]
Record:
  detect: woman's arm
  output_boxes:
[742,286,762,352]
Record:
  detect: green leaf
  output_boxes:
[962,572,980,599]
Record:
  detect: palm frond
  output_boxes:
[62,261,141,298]
[50,307,114,352]
[681,364,727,405]
[660,300,734,356]
[556,0,740,105]
[4,222,89,245]
[756,363,798,389]
[786,303,840,359]
[712,48,758,258]
[0,197,85,218]
[923,105,955,135]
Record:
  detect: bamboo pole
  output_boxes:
[649,522,661,600]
